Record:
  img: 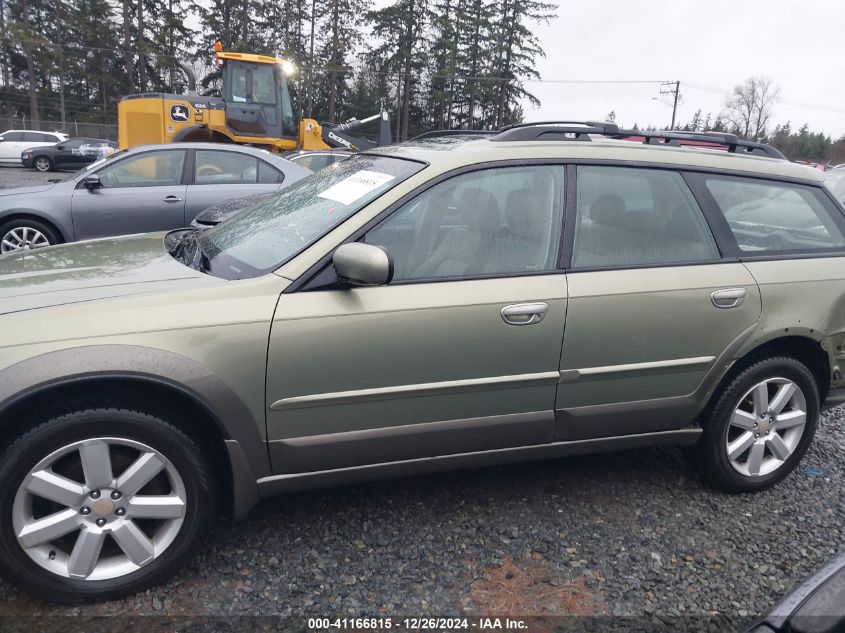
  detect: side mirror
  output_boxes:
[332,243,393,287]
[82,174,102,189]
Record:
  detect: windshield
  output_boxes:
[825,169,845,205]
[199,154,425,279]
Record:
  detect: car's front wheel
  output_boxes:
[0,409,215,602]
[33,156,53,172]
[698,356,819,492]
[0,219,59,253]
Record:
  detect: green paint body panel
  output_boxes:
[0,137,840,516]
[558,264,761,406]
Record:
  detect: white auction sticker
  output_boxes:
[318,170,395,206]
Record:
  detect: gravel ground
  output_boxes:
[0,165,75,188]
[0,408,841,626]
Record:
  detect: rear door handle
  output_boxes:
[501,302,549,326]
[711,288,746,309]
[163,195,183,203]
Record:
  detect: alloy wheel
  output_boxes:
[724,377,808,477]
[12,437,186,581]
[1,227,51,253]
[34,158,51,172]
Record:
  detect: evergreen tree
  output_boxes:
[457,0,493,128]
[488,0,554,128]
[312,0,366,123]
[428,0,461,129]
[685,108,702,132]
[368,0,431,139]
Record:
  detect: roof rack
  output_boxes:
[617,129,787,159]
[489,121,786,160]
[411,129,497,141]
[493,120,617,141]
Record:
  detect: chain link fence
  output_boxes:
[0,117,118,140]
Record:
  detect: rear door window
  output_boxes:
[194,150,258,185]
[571,166,719,268]
[704,176,845,254]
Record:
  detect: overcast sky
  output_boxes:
[522,0,845,137]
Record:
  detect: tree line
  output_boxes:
[671,112,845,165]
[0,0,556,140]
[613,76,845,164]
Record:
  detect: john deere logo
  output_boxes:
[170,104,190,122]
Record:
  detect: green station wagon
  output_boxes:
[0,122,843,601]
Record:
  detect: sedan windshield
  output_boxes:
[199,154,425,279]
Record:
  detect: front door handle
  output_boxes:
[163,195,183,203]
[501,302,549,326]
[711,288,746,309]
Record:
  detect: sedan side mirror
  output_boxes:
[332,243,393,287]
[82,174,102,189]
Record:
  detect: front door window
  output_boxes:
[364,165,565,280]
[96,151,186,188]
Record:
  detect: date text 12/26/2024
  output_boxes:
[308,618,529,631]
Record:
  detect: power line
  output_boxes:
[683,82,845,116]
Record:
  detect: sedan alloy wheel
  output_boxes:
[1,226,51,253]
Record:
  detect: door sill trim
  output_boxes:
[256,428,702,497]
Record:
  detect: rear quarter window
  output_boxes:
[704,176,845,255]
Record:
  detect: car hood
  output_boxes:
[0,233,220,315]
[0,183,57,196]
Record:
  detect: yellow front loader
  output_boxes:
[118,44,391,153]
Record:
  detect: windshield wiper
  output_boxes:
[167,228,211,273]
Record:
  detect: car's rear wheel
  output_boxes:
[0,219,59,253]
[33,156,53,172]
[0,409,215,602]
[697,356,819,492]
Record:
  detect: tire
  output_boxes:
[697,356,819,492]
[0,218,60,253]
[33,156,53,172]
[0,409,216,603]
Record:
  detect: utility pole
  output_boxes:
[671,80,680,130]
[659,80,681,129]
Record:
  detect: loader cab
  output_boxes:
[219,53,297,141]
